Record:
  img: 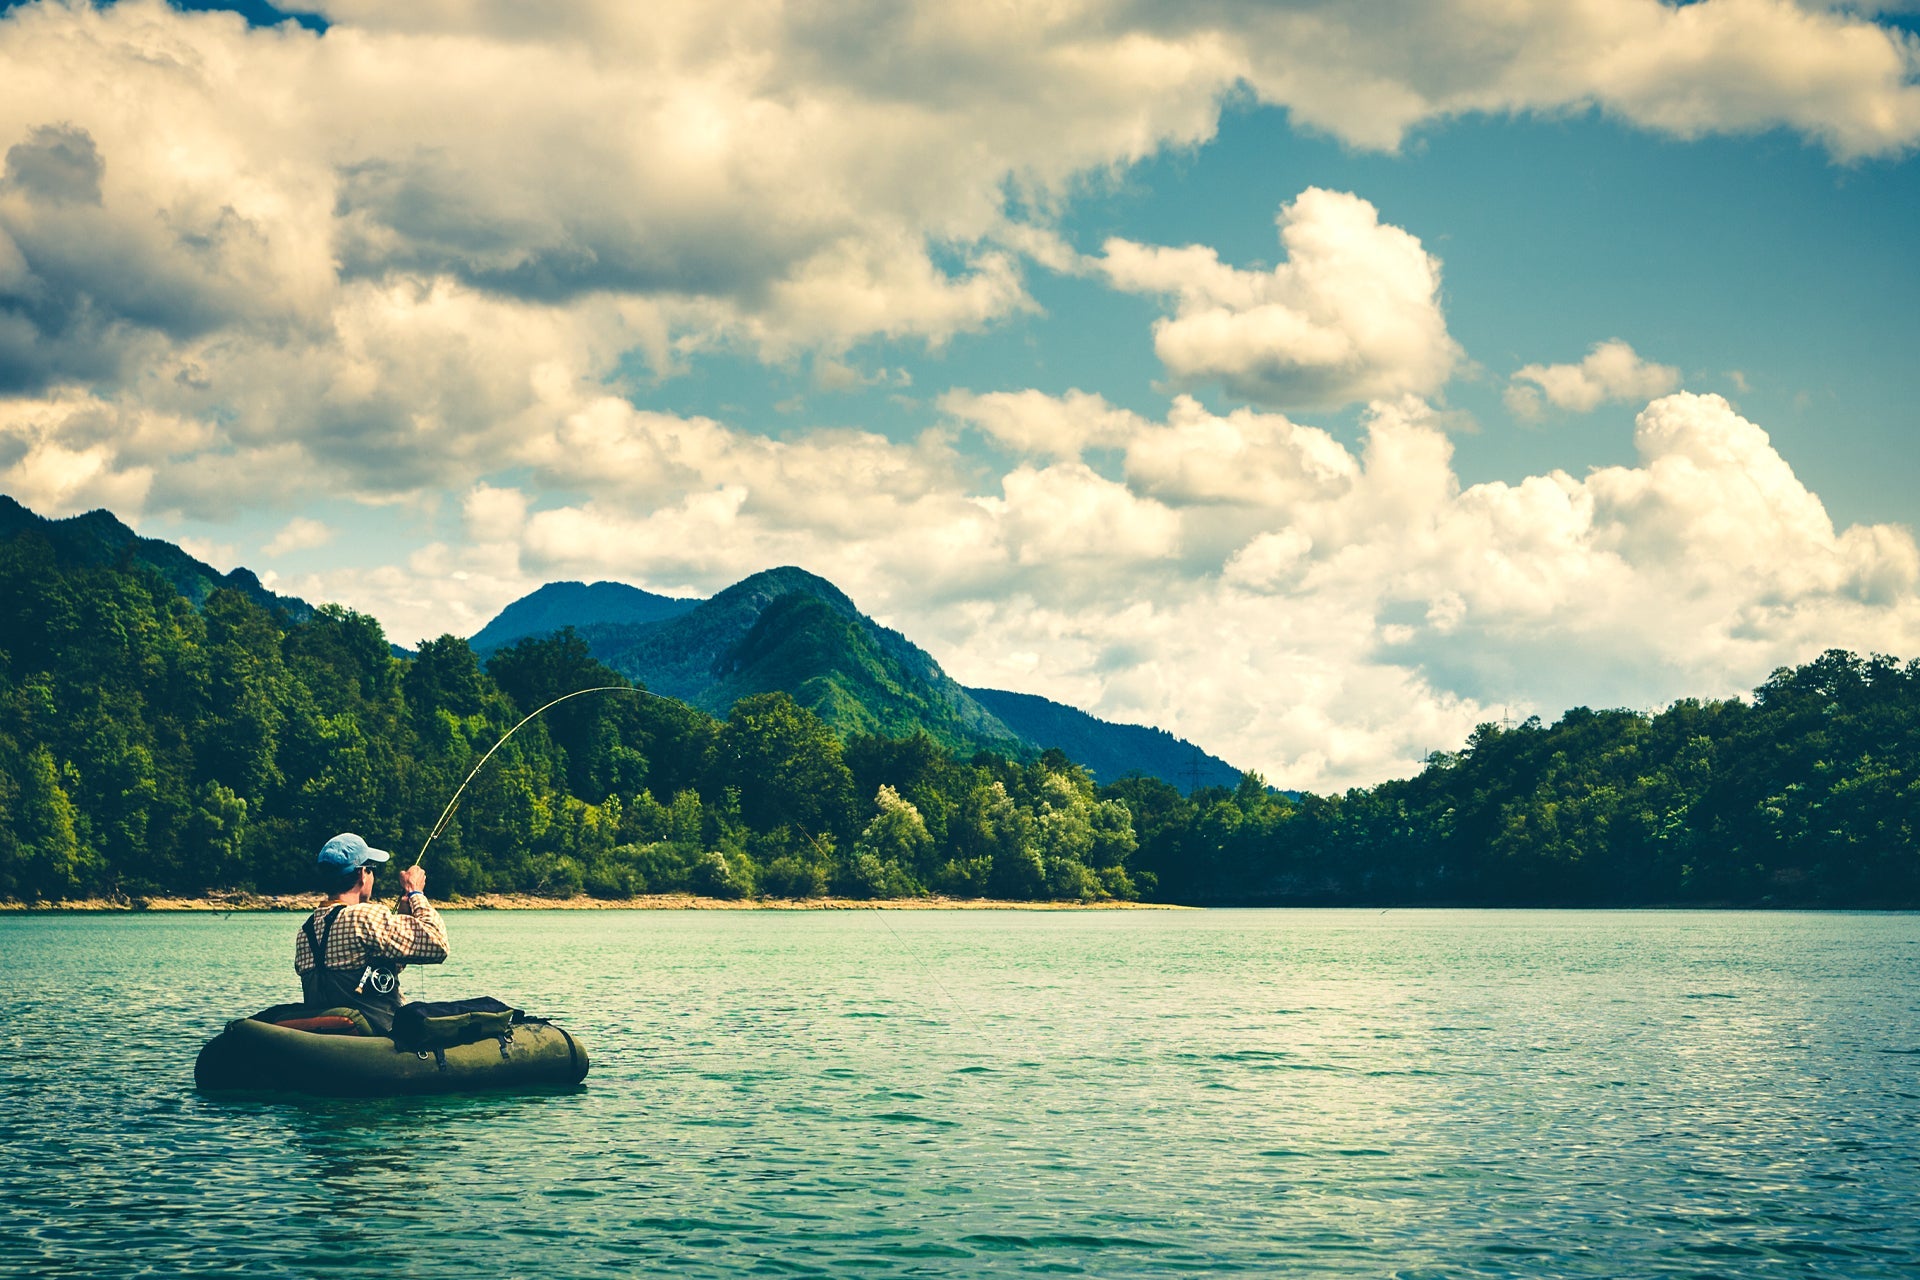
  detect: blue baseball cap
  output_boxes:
[317,832,392,872]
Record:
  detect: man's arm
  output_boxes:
[367,865,449,964]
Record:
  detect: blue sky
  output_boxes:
[3,0,1919,787]
[726,104,1919,522]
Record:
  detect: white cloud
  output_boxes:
[1584,392,1916,602]
[1098,189,1462,409]
[1124,395,1359,508]
[462,483,528,542]
[0,0,1908,522]
[0,0,1238,397]
[264,516,333,557]
[0,388,185,515]
[0,433,148,517]
[991,463,1183,567]
[1,0,1910,418]
[1506,340,1682,419]
[302,0,1920,159]
[4,0,1919,788]
[282,385,1920,792]
[1211,0,1920,159]
[942,388,1147,460]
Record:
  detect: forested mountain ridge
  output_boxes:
[481,569,1236,784]
[965,686,1240,792]
[469,580,699,654]
[533,566,1029,756]
[0,524,1146,904]
[0,495,313,622]
[0,492,1230,792]
[1112,650,1920,908]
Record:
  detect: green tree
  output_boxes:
[11,747,89,899]
[199,591,289,802]
[719,692,856,841]
[846,784,932,896]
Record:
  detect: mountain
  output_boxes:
[480,567,1247,790]
[0,489,1249,792]
[0,494,313,621]
[966,686,1241,790]
[468,579,699,654]
[574,567,1028,756]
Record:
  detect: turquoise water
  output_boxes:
[2,909,1917,1277]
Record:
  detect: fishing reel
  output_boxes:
[355,964,399,996]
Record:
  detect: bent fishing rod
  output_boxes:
[413,684,667,868]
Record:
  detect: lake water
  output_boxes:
[2,909,1917,1278]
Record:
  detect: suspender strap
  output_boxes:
[304,904,346,974]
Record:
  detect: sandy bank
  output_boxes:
[2,892,1189,913]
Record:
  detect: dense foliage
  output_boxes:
[4,531,1917,906]
[0,537,1141,903]
[1115,648,1920,907]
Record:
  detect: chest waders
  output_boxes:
[300,905,403,1035]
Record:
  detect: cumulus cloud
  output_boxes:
[1124,395,1359,508]
[0,388,201,515]
[942,388,1147,460]
[1182,0,1920,158]
[1586,392,1916,602]
[1506,340,1682,420]
[1098,189,1463,409]
[4,0,1919,787]
[1,279,668,517]
[0,0,1236,397]
[304,0,1920,158]
[0,1,1910,507]
[992,463,1183,567]
[284,382,1920,792]
[264,516,333,557]
[1,0,1912,410]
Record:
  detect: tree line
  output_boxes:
[4,529,1917,906]
[1115,648,1920,907]
[0,534,1140,902]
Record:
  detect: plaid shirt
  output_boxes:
[294,898,449,981]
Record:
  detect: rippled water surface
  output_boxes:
[3,909,1918,1277]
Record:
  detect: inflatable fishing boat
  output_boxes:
[195,1000,589,1095]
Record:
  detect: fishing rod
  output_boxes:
[414,684,664,867]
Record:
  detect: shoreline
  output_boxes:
[0,892,1190,913]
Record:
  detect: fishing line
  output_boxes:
[866,902,997,1052]
[414,682,1000,1056]
[800,828,999,1055]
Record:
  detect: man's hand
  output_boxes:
[399,865,427,897]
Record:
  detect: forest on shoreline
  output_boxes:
[4,528,1918,908]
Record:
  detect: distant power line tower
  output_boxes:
[1182,747,1207,795]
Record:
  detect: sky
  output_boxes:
[3,0,1919,791]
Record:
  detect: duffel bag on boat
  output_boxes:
[391,996,522,1050]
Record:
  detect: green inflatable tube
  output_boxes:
[196,1015,590,1095]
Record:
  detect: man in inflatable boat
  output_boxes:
[294,833,448,1035]
[196,832,585,1091]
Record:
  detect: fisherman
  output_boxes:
[294,832,449,1035]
